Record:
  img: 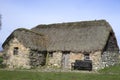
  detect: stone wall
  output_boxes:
[90,51,103,70]
[104,32,119,51]
[3,38,119,71]
[0,51,3,57]
[29,50,47,68]
[69,52,84,69]
[48,51,62,68]
[48,52,85,69]
[3,38,31,69]
[47,51,104,70]
[101,51,119,68]
[90,51,120,70]
[69,51,103,70]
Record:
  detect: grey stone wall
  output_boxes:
[29,50,47,68]
[101,51,119,68]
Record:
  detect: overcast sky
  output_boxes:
[0,0,120,50]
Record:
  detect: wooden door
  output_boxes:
[62,52,70,68]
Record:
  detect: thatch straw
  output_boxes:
[2,28,47,51]
[3,20,118,52]
[31,20,114,52]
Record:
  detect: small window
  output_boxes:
[49,52,53,57]
[84,54,90,60]
[13,47,19,55]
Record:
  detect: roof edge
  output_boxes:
[2,28,44,48]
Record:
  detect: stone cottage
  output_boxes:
[2,20,119,70]
[2,28,47,69]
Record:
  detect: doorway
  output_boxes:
[62,51,70,68]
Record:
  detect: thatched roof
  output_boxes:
[3,20,117,52]
[31,20,114,52]
[2,28,47,51]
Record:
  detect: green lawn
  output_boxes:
[0,70,119,80]
[99,64,120,74]
[0,65,120,80]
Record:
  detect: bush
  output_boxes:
[0,57,3,64]
[0,56,6,68]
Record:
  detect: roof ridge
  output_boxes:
[32,19,108,29]
[14,28,44,36]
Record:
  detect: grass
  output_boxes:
[0,70,119,80]
[0,64,120,80]
[99,64,120,74]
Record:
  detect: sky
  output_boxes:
[0,0,120,50]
